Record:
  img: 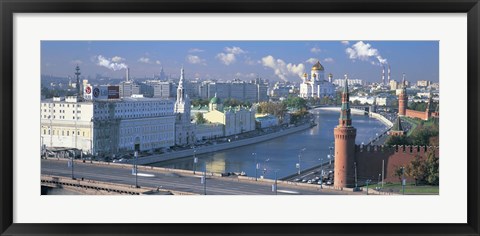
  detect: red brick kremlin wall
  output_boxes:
[405,109,429,120]
[354,145,439,183]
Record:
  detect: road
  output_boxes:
[41,159,350,195]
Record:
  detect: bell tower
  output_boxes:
[333,74,357,188]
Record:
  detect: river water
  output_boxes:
[151,109,388,179]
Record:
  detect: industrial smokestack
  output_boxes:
[388,64,391,84]
[382,65,385,85]
[126,67,130,82]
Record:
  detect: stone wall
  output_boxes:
[354,145,439,183]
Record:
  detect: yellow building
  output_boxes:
[203,94,256,136]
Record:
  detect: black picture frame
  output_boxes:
[1,0,479,235]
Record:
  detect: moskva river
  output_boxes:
[151,109,388,179]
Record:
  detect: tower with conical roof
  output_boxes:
[175,66,190,117]
[174,66,194,145]
[333,74,357,188]
[388,116,405,136]
[398,73,408,116]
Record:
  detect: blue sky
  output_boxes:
[41,41,439,83]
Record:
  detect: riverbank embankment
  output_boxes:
[131,122,314,165]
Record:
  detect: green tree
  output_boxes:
[405,156,426,186]
[424,151,439,185]
[191,99,209,107]
[385,135,412,146]
[410,125,438,146]
[195,113,206,124]
[257,102,286,121]
[393,166,404,183]
[283,96,307,110]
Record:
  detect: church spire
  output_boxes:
[177,66,185,102]
[339,74,352,126]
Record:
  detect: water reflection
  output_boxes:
[151,109,387,179]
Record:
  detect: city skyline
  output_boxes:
[41,41,439,83]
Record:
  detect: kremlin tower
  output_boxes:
[333,74,357,188]
[398,73,408,116]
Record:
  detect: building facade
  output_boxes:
[41,95,176,156]
[203,94,256,136]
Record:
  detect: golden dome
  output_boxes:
[312,61,324,71]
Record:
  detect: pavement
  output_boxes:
[41,159,356,195]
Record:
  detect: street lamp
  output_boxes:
[263,158,270,178]
[329,146,334,165]
[40,136,44,158]
[297,148,306,175]
[377,173,381,190]
[68,154,75,179]
[193,147,197,175]
[252,152,258,181]
[272,169,278,195]
[200,162,207,195]
[132,151,139,188]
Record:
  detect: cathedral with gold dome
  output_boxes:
[299,61,335,99]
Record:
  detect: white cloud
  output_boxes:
[341,41,350,45]
[216,53,236,65]
[111,56,125,63]
[216,46,246,65]
[155,60,161,65]
[138,57,151,64]
[261,55,305,82]
[324,57,334,63]
[306,58,319,64]
[188,48,205,53]
[310,47,322,54]
[225,46,246,55]
[96,55,128,71]
[186,55,206,65]
[345,41,387,65]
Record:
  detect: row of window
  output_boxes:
[120,134,172,144]
[42,103,81,108]
[41,109,81,114]
[43,129,88,137]
[42,115,80,120]
[120,125,173,135]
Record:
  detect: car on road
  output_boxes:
[302,179,308,183]
[326,180,333,185]
[307,180,313,184]
[293,178,301,182]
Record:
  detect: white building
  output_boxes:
[299,61,335,99]
[174,67,196,146]
[255,115,279,129]
[195,123,224,141]
[41,95,176,157]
